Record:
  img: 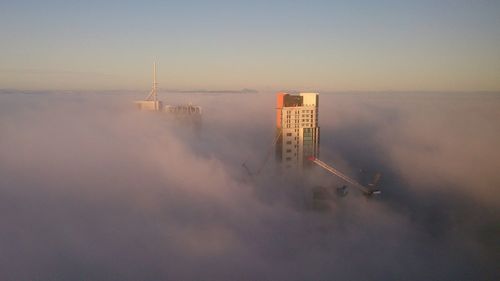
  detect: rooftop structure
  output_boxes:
[165,103,202,131]
[164,103,202,115]
[134,63,202,124]
[134,63,162,111]
[275,92,320,170]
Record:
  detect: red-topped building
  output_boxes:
[276,92,320,170]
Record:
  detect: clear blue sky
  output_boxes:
[1,0,499,91]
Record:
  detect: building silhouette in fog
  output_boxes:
[275,92,320,170]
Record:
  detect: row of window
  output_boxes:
[285,113,315,117]
[284,117,315,121]
[285,109,315,115]
[285,120,314,126]
[284,120,316,124]
[285,124,314,128]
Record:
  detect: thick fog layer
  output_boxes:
[0,91,498,280]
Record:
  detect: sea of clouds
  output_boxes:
[0,90,498,280]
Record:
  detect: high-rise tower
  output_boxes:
[275,92,320,170]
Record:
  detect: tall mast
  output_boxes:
[152,62,157,102]
[145,62,158,101]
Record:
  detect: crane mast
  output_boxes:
[242,130,282,177]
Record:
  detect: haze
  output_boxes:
[1,1,500,280]
[1,0,500,91]
[1,90,499,280]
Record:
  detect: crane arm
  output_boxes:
[308,157,380,196]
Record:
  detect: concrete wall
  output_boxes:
[134,101,162,111]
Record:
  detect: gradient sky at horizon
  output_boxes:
[1,0,499,91]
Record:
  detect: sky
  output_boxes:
[1,0,500,91]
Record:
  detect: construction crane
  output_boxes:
[308,156,381,196]
[242,130,282,177]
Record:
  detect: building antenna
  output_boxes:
[145,62,158,101]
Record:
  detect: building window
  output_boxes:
[286,141,292,144]
[286,149,291,153]
[286,133,292,136]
